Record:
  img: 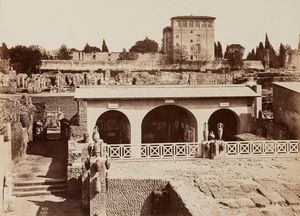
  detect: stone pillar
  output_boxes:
[67,142,84,197]
[78,99,88,135]
[89,157,107,216]
[130,118,142,158]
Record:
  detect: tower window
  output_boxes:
[208,22,212,27]
[189,21,193,27]
[190,39,193,43]
[195,21,200,27]
[177,21,181,27]
[182,21,187,27]
[176,35,179,38]
[190,30,193,33]
[202,22,206,27]
[190,55,194,60]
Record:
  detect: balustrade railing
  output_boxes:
[105,140,300,160]
[141,142,199,159]
[224,140,300,156]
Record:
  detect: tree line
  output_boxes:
[245,34,288,68]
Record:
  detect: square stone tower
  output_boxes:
[163,15,216,62]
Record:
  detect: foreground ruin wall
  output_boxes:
[107,179,167,216]
[0,131,12,213]
[105,179,192,216]
[273,84,300,139]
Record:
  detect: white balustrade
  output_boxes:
[105,140,300,160]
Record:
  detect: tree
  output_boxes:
[0,43,9,59]
[255,42,265,66]
[9,45,42,75]
[118,48,138,60]
[192,44,206,70]
[224,45,229,59]
[279,43,287,68]
[102,40,109,52]
[173,45,188,69]
[129,37,158,53]
[217,41,223,59]
[57,44,72,60]
[246,49,256,60]
[83,43,101,53]
[226,44,245,69]
[214,42,218,59]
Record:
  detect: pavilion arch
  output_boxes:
[208,108,240,141]
[141,105,197,143]
[95,110,130,144]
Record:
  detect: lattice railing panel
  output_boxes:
[141,142,200,159]
[107,144,132,159]
[224,140,300,157]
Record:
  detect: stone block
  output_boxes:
[236,198,256,208]
[242,208,264,216]
[3,196,16,212]
[278,189,300,205]
[211,190,224,199]
[257,187,286,205]
[219,199,239,209]
[251,195,270,207]
[291,205,300,214]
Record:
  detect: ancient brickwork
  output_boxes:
[107,179,168,216]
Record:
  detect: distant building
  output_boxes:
[162,16,216,62]
[273,82,300,139]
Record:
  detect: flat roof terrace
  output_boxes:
[74,85,259,100]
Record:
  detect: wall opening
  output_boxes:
[208,109,239,141]
[96,110,130,144]
[142,105,197,143]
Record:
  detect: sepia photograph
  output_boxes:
[0,0,300,215]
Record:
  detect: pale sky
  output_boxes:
[0,0,300,54]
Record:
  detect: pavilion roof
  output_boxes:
[74,85,258,100]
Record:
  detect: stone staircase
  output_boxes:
[13,178,67,197]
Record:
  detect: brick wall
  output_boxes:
[107,179,168,216]
[106,179,191,216]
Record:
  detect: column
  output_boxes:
[130,117,142,158]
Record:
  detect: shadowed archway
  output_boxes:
[142,105,197,143]
[96,110,130,144]
[208,109,239,141]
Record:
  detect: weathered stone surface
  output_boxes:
[219,199,239,208]
[236,198,256,208]
[242,208,264,216]
[277,189,300,205]
[291,205,300,214]
[250,195,270,207]
[257,187,286,205]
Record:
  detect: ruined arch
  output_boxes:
[96,110,130,144]
[141,105,197,143]
[208,109,240,141]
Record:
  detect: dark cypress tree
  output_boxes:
[265,33,271,50]
[224,45,229,59]
[102,40,109,52]
[214,42,218,58]
[256,42,266,66]
[217,41,223,58]
[246,49,256,60]
[279,43,287,68]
